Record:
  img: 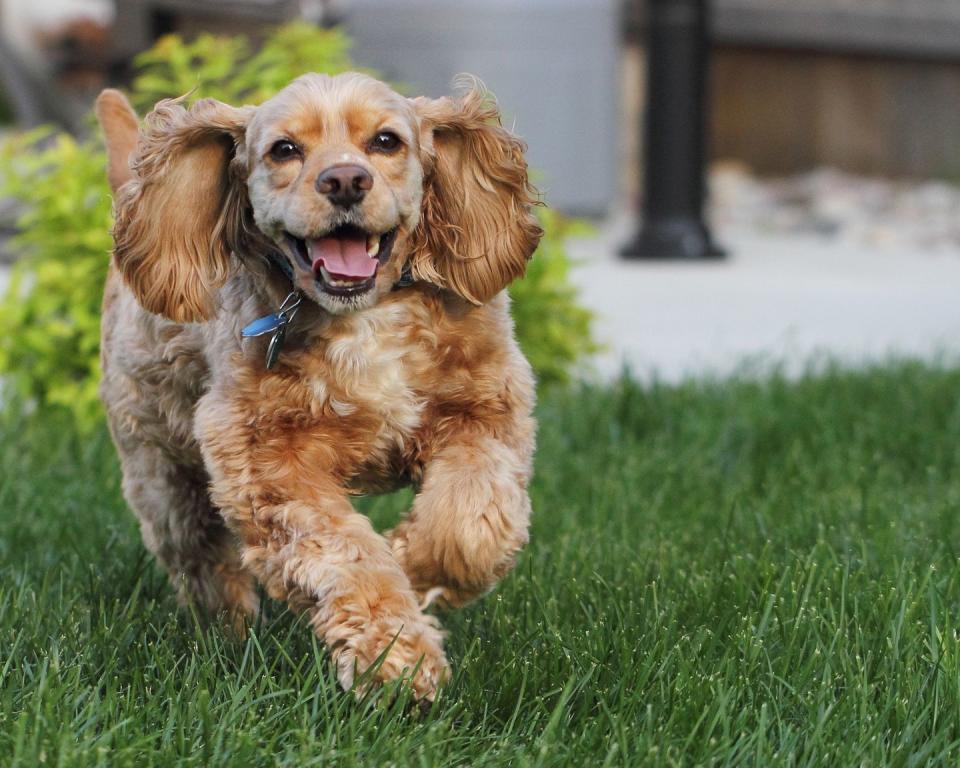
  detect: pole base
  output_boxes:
[620,218,725,260]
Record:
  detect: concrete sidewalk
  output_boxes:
[567,217,960,381]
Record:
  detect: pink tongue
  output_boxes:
[308,233,377,280]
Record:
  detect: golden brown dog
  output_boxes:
[94,72,541,701]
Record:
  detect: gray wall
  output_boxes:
[344,0,619,215]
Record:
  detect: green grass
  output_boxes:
[3,361,960,766]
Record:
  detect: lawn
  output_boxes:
[3,362,960,766]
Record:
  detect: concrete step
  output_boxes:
[568,215,960,382]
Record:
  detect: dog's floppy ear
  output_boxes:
[107,96,253,323]
[95,89,139,193]
[410,83,542,305]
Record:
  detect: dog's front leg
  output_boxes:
[195,399,449,700]
[389,418,535,608]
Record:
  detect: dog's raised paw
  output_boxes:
[335,616,451,702]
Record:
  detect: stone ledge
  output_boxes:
[715,0,960,59]
[624,1,960,60]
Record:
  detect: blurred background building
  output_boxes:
[0,0,620,213]
[6,1,960,213]
[2,0,959,378]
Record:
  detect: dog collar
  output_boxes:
[244,252,416,369]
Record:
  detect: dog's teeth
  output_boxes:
[366,234,380,257]
[320,266,345,286]
[319,265,365,289]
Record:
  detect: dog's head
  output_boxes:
[97,73,542,321]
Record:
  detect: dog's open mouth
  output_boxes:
[286,225,398,296]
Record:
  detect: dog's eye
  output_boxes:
[370,131,402,154]
[269,139,301,162]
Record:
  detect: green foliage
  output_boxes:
[0,23,594,425]
[130,22,358,111]
[0,130,113,428]
[510,208,598,385]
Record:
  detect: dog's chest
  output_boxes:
[307,304,426,465]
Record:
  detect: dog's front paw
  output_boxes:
[387,528,459,608]
[334,614,450,701]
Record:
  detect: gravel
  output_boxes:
[710,163,960,254]
[569,164,960,381]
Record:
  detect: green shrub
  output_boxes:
[129,22,359,111]
[510,209,598,385]
[0,23,594,425]
[0,130,114,428]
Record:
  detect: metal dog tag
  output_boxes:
[265,324,287,370]
[241,291,302,370]
[242,313,284,338]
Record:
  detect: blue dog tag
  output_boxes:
[241,292,303,369]
[242,313,283,338]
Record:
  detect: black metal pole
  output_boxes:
[621,0,723,260]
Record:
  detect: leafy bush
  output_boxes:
[129,23,360,111]
[0,23,594,425]
[0,130,114,428]
[510,209,598,385]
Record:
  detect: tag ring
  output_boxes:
[277,292,302,325]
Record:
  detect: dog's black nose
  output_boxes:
[316,164,373,208]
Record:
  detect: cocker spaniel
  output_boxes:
[94,72,541,701]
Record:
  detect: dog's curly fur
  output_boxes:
[94,72,542,700]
